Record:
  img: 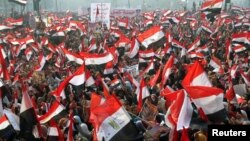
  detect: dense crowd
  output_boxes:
[0,2,250,141]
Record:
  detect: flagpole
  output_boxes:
[3,0,6,17]
[128,0,131,8]
[55,0,58,12]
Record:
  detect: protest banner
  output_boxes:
[90,3,111,29]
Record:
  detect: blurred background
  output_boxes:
[1,0,249,15]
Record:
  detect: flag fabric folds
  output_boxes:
[0,115,15,139]
[137,26,165,48]
[182,61,212,87]
[90,96,139,141]
[164,90,193,130]
[184,86,227,122]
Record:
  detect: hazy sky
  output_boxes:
[39,0,248,11]
[6,0,249,13]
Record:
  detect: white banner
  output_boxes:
[90,3,111,28]
[111,9,138,18]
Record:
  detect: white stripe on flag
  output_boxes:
[177,91,193,130]
[48,127,59,136]
[191,72,212,87]
[141,31,164,48]
[0,120,10,130]
[192,93,224,115]
[97,107,131,141]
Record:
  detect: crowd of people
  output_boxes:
[0,1,249,141]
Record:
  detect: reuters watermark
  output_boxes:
[208,125,249,140]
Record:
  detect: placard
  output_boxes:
[111,9,138,18]
[90,3,111,28]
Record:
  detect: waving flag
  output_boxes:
[164,90,193,130]
[149,67,161,88]
[182,61,212,87]
[81,52,114,65]
[233,45,246,53]
[0,115,15,139]
[104,61,114,75]
[161,55,175,88]
[54,65,86,99]
[85,69,95,87]
[137,26,165,48]
[62,48,84,65]
[209,56,224,73]
[137,78,150,112]
[118,18,129,28]
[185,86,227,122]
[9,0,27,5]
[7,18,23,26]
[20,83,38,138]
[201,0,224,21]
[230,65,238,79]
[90,96,139,141]
[139,49,155,59]
[0,25,13,31]
[69,65,86,86]
[47,119,64,141]
[240,71,250,86]
[187,37,200,53]
[225,85,237,104]
[34,53,46,71]
[124,72,139,88]
[38,101,65,124]
[67,114,74,141]
[127,38,139,58]
[0,47,10,81]
[232,32,250,47]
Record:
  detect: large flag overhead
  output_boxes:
[184,86,227,122]
[137,26,165,48]
[182,61,212,87]
[90,96,139,141]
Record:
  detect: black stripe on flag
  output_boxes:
[110,121,140,141]
[47,136,60,141]
[207,108,228,123]
[0,125,15,139]
[20,108,38,135]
